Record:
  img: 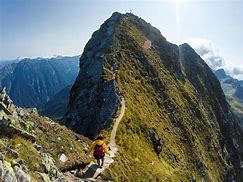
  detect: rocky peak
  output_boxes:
[0,87,17,118]
[62,12,243,180]
[215,68,227,79]
[61,13,124,138]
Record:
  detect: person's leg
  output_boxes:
[97,159,100,166]
[101,157,104,166]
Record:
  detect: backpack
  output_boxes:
[93,143,104,159]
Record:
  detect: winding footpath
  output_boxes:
[109,98,126,147]
[74,98,126,181]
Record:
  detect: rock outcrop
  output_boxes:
[63,12,243,181]
[62,13,122,138]
[0,153,31,182]
[0,88,91,181]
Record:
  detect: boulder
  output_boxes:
[34,143,42,151]
[15,169,31,182]
[0,161,4,180]
[1,160,17,182]
[149,128,163,155]
[2,170,17,182]
[5,148,19,159]
[0,152,4,161]
[41,153,58,176]
[59,154,68,163]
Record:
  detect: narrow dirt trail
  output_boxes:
[109,97,125,147]
[66,98,126,181]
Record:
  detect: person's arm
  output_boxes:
[87,141,96,155]
[102,143,110,155]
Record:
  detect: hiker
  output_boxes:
[87,134,110,167]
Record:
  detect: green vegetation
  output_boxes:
[22,113,91,171]
[0,110,91,181]
[101,16,228,181]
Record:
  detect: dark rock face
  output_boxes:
[0,56,79,109]
[62,13,122,138]
[5,147,19,159]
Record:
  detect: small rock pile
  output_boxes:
[0,88,36,142]
[0,152,31,182]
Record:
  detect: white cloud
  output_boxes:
[187,38,223,69]
[223,65,243,80]
[187,38,243,80]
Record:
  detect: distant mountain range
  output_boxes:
[0,59,21,69]
[214,68,243,127]
[0,56,80,119]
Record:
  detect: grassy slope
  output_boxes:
[102,17,226,181]
[0,111,91,181]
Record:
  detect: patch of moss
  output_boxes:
[11,136,42,175]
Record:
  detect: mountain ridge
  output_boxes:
[0,56,79,112]
[62,12,243,181]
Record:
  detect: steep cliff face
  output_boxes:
[61,13,122,138]
[63,13,243,181]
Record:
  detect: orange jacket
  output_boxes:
[88,140,110,155]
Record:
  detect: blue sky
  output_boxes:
[0,0,242,77]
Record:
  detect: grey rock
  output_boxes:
[31,108,38,115]
[0,161,4,181]
[3,170,17,182]
[5,148,19,159]
[16,108,25,117]
[15,169,31,182]
[41,153,58,177]
[2,123,36,143]
[34,143,42,151]
[61,13,122,139]
[0,152,4,161]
